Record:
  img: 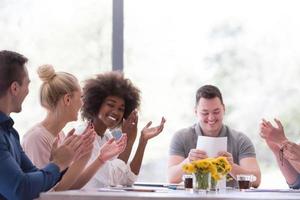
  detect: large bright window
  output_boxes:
[125,0,300,188]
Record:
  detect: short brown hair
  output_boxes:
[0,50,28,97]
[81,71,140,121]
[196,85,223,105]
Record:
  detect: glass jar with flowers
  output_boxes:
[182,156,232,191]
[211,157,232,190]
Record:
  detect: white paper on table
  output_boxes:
[196,136,228,189]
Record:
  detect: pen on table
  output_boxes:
[124,188,156,192]
[134,183,165,187]
[167,185,178,190]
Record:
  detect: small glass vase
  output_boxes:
[210,178,218,191]
[194,172,211,191]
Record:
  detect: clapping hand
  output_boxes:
[51,129,84,171]
[122,110,138,143]
[260,118,287,149]
[98,134,127,162]
[75,123,96,161]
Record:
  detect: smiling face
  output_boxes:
[195,97,225,137]
[12,67,30,113]
[97,95,125,128]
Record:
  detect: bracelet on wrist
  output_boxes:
[97,155,106,164]
[279,139,289,149]
[279,140,288,166]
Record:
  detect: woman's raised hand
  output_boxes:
[140,117,166,142]
[98,134,127,163]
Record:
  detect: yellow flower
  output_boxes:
[182,163,189,173]
[224,164,232,173]
[211,172,221,181]
[182,163,196,174]
[211,156,232,175]
[216,156,230,167]
[193,159,213,174]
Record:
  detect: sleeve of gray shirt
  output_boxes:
[237,133,256,161]
[169,130,187,158]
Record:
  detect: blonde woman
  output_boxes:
[22,65,127,191]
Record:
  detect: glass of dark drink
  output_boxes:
[237,174,256,190]
[183,174,193,190]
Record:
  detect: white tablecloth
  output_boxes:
[38,188,300,200]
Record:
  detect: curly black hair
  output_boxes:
[81,71,141,121]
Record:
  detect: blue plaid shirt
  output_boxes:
[0,112,61,200]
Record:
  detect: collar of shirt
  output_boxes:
[195,123,227,137]
[0,111,14,130]
[95,130,113,145]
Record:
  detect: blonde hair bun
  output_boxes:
[37,64,56,82]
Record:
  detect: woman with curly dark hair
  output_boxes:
[81,71,166,188]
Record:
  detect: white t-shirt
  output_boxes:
[84,130,137,188]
